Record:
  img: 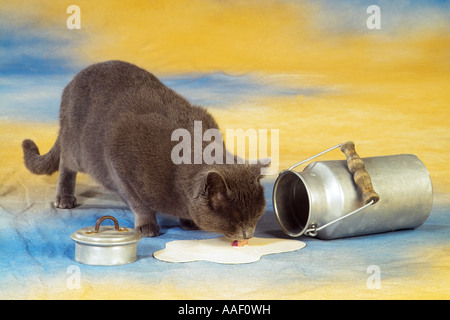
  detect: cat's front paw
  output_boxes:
[135,223,160,237]
[55,195,77,209]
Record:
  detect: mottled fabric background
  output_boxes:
[1,0,449,299]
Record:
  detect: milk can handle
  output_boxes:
[288,141,380,237]
[340,141,380,205]
[288,141,380,205]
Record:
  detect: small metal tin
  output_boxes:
[71,215,142,266]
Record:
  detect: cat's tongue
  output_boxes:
[231,239,249,247]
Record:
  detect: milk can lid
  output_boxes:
[70,215,142,246]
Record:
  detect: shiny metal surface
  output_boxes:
[71,225,142,246]
[74,242,139,266]
[71,216,142,265]
[273,154,433,239]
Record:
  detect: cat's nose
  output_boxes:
[243,227,254,239]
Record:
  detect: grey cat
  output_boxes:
[22,60,270,239]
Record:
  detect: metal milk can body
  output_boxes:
[273,147,433,239]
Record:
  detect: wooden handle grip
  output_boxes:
[340,141,380,204]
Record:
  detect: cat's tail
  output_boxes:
[22,137,60,175]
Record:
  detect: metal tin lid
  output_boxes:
[70,215,142,246]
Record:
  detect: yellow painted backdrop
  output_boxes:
[1,0,449,299]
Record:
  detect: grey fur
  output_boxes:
[22,60,270,239]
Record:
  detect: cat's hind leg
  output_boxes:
[55,160,77,209]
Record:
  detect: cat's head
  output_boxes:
[189,160,271,240]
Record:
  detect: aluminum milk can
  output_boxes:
[273,142,433,239]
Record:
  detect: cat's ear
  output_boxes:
[252,158,271,179]
[205,171,229,211]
